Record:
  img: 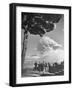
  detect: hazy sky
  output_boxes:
[25,14,64,58]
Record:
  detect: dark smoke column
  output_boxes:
[21,13,62,74]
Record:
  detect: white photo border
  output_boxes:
[16,6,70,84]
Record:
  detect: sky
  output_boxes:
[22,14,64,66]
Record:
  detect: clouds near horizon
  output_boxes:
[25,36,64,65]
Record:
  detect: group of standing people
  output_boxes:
[33,61,49,72]
[33,61,64,73]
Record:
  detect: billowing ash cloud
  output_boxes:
[25,36,64,65]
[37,36,62,53]
[37,36,64,65]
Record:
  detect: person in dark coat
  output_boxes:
[34,61,38,71]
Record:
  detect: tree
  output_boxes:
[21,13,62,73]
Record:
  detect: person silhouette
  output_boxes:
[34,61,37,71]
